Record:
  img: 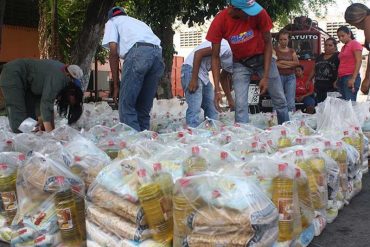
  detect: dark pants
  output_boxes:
[0,62,39,132]
[119,45,164,131]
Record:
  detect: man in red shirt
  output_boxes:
[206,0,289,124]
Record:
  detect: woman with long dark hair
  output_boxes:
[336,26,363,101]
[345,3,370,94]
[0,59,84,132]
[306,38,340,103]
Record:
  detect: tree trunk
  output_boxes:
[38,0,50,59]
[0,0,6,53]
[153,23,174,99]
[50,0,62,60]
[70,0,116,91]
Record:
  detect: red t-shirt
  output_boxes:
[296,76,314,97]
[338,40,363,77]
[206,7,273,61]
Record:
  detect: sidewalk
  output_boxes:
[310,173,370,247]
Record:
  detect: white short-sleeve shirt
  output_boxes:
[102,15,161,58]
[184,39,233,85]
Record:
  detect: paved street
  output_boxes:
[310,173,370,247]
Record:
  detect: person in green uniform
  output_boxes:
[0,58,84,133]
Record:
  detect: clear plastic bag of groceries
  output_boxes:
[283,120,315,136]
[250,112,278,130]
[65,136,111,188]
[277,147,329,212]
[34,141,74,168]
[240,157,311,243]
[224,138,270,161]
[125,139,166,160]
[173,173,278,247]
[13,133,50,154]
[341,128,367,173]
[352,102,370,130]
[0,152,24,243]
[13,152,86,246]
[0,130,15,152]
[196,118,225,133]
[87,159,174,245]
[290,111,317,130]
[316,97,360,132]
[50,125,82,143]
[150,146,188,181]
[181,145,211,177]
[258,126,296,152]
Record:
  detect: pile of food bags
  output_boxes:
[0,96,367,247]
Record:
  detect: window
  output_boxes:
[180,31,202,48]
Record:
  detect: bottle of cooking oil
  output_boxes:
[54,187,81,247]
[152,163,173,231]
[73,191,86,242]
[272,163,294,242]
[308,148,326,209]
[0,163,18,225]
[298,121,311,136]
[295,168,314,230]
[183,146,208,176]
[352,127,364,165]
[137,169,172,244]
[278,130,292,149]
[295,150,321,210]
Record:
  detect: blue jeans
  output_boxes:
[280,74,296,112]
[181,64,218,127]
[338,75,361,101]
[119,46,164,131]
[232,59,289,124]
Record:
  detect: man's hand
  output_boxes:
[305,80,311,89]
[347,77,356,93]
[296,96,304,102]
[259,77,268,95]
[361,76,370,94]
[188,78,199,93]
[214,91,222,112]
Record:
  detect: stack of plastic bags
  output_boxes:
[86,158,173,246]
[11,152,86,247]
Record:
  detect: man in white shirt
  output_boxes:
[182,39,233,127]
[102,6,164,131]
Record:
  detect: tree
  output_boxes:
[38,0,114,90]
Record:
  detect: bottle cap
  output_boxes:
[192,146,200,155]
[296,150,303,156]
[312,148,320,154]
[325,141,331,147]
[153,163,162,172]
[278,163,288,172]
[137,168,147,178]
[178,132,184,138]
[119,141,127,148]
[252,142,258,148]
[281,130,287,136]
[343,130,349,136]
[220,151,228,160]
[336,141,342,147]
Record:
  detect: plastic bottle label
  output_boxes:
[0,191,17,213]
[56,208,74,230]
[278,198,293,222]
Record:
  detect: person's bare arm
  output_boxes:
[347,50,362,91]
[211,43,222,112]
[305,66,315,88]
[220,70,234,109]
[260,32,272,95]
[188,47,213,93]
[109,42,120,104]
